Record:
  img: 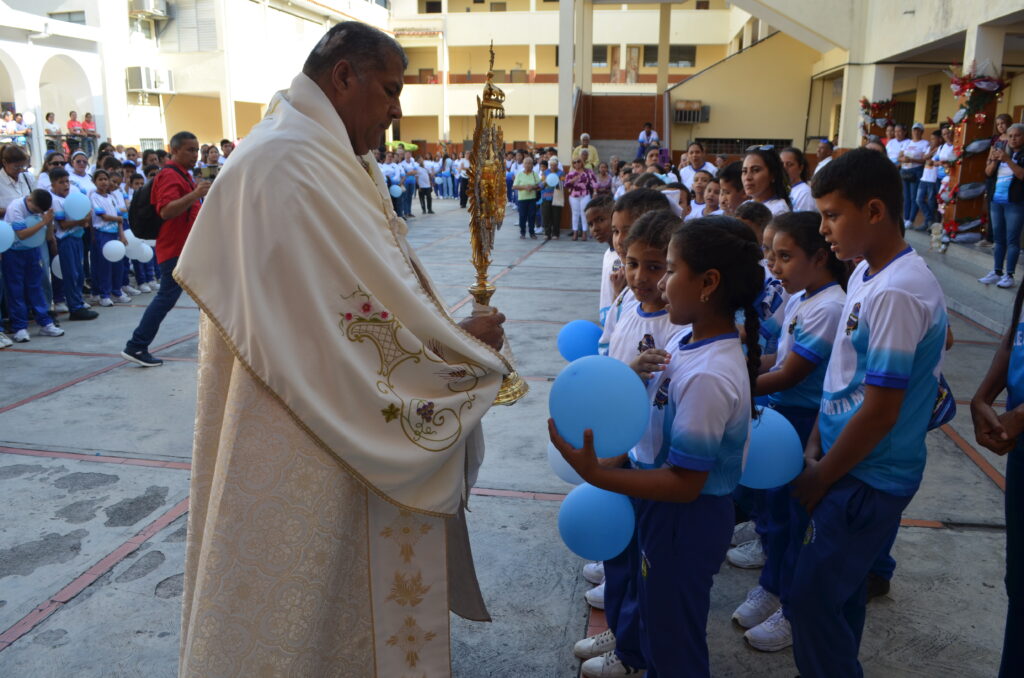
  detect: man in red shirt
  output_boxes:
[121,131,211,366]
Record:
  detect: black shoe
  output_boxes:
[867,572,890,600]
[121,349,163,367]
[427,210,435,214]
[405,213,415,219]
[68,308,99,320]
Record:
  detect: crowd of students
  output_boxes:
[540,142,1021,678]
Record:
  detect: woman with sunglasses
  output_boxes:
[35,151,67,191]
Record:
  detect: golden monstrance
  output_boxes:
[467,46,528,406]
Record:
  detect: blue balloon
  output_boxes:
[0,220,14,253]
[739,407,805,489]
[548,442,583,485]
[19,215,46,249]
[549,355,649,458]
[64,191,91,221]
[557,319,603,362]
[389,184,403,198]
[558,483,635,561]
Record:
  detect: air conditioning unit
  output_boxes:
[674,100,710,124]
[129,0,168,18]
[126,66,175,94]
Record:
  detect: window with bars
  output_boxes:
[592,45,608,68]
[140,138,166,152]
[926,84,941,124]
[49,11,86,24]
[643,45,698,68]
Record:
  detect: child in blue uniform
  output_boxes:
[88,169,131,307]
[552,216,764,677]
[971,281,1024,678]
[49,168,98,321]
[731,211,848,651]
[2,189,64,342]
[789,148,947,677]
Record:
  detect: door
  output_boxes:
[610,45,621,83]
[626,46,639,84]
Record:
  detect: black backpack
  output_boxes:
[129,164,192,239]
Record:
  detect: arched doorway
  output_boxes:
[39,54,94,155]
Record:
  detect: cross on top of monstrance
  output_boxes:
[467,44,527,406]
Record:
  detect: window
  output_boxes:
[424,0,441,12]
[926,84,941,124]
[491,2,506,9]
[132,17,155,40]
[49,11,86,24]
[695,0,710,8]
[140,138,165,152]
[592,45,608,68]
[643,45,697,68]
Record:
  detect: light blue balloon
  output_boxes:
[0,220,14,253]
[558,483,635,561]
[557,319,603,362]
[389,184,403,198]
[546,172,560,187]
[547,442,583,485]
[64,191,91,221]
[549,355,649,458]
[739,407,805,489]
[19,215,46,249]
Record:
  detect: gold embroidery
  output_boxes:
[385,570,431,608]
[380,510,433,563]
[386,616,437,669]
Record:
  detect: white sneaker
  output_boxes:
[574,628,616,660]
[904,219,911,230]
[12,329,30,343]
[997,274,1015,289]
[150,282,160,290]
[732,520,758,546]
[732,585,780,628]
[585,581,606,610]
[39,323,65,337]
[139,283,152,293]
[726,539,766,569]
[0,333,13,348]
[99,297,114,307]
[583,562,605,585]
[122,285,141,296]
[113,294,132,304]
[744,607,792,652]
[581,650,645,677]
[978,270,1001,285]
[86,294,100,304]
[53,302,69,313]
[82,302,92,309]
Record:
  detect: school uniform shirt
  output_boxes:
[599,286,633,355]
[811,156,831,176]
[638,129,660,147]
[763,198,791,216]
[631,330,750,496]
[758,263,791,355]
[36,172,51,191]
[1008,304,1024,412]
[679,162,718,190]
[68,170,95,196]
[380,162,401,185]
[415,167,431,189]
[49,192,80,239]
[789,182,815,211]
[767,283,845,411]
[819,248,947,496]
[606,294,681,367]
[399,159,420,179]
[90,191,120,233]
[599,248,620,326]
[4,196,44,250]
[886,138,910,165]
[613,184,626,200]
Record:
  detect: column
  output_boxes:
[216,0,237,141]
[529,114,535,144]
[656,3,670,94]
[528,43,537,83]
[836,63,893,148]
[580,0,593,94]
[437,38,449,141]
[557,0,575,158]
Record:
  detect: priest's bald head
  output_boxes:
[303,22,408,155]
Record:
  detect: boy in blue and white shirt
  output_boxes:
[49,168,97,321]
[2,190,64,341]
[789,148,947,677]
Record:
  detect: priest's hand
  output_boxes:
[459,312,506,351]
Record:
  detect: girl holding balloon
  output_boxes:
[89,169,131,307]
[551,216,764,677]
[48,168,98,321]
[730,211,848,653]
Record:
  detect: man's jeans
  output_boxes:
[126,257,183,353]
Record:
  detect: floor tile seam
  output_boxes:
[3,348,196,362]
[469,487,567,502]
[939,423,1007,491]
[0,497,190,652]
[448,239,551,314]
[0,445,192,469]
[948,308,1004,339]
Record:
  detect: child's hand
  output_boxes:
[791,458,829,513]
[119,234,129,246]
[630,349,670,380]
[548,419,600,481]
[41,208,55,224]
[971,399,1014,455]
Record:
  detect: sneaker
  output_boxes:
[122,285,141,296]
[139,283,152,293]
[904,219,911,230]
[12,329,30,343]
[732,585,780,628]
[0,333,12,348]
[581,650,645,677]
[113,294,132,304]
[86,294,100,304]
[150,282,160,291]
[585,581,605,610]
[99,297,114,307]
[121,349,164,367]
[997,274,1015,289]
[978,270,1001,285]
[583,562,605,585]
[53,302,69,313]
[978,240,994,249]
[867,572,890,600]
[68,308,99,321]
[82,301,92,309]
[727,539,766,569]
[744,608,792,652]
[573,628,617,660]
[38,323,65,337]
[732,520,758,546]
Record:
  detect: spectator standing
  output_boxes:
[36,151,66,191]
[812,139,833,176]
[914,130,943,231]
[43,112,61,151]
[742,148,792,216]
[121,131,211,366]
[457,150,471,208]
[679,142,718,190]
[595,161,613,198]
[565,156,597,241]
[399,150,419,218]
[66,111,83,155]
[780,147,815,211]
[415,160,434,215]
[896,122,930,229]
[979,123,1024,289]
[81,112,98,158]
[540,155,564,240]
[636,122,660,159]
[573,133,600,170]
[512,155,542,239]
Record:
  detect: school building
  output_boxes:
[1,0,1023,165]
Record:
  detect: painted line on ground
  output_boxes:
[0,331,198,415]
[470,487,566,502]
[448,239,551,314]
[0,497,190,652]
[0,445,190,469]
[948,308,1003,339]
[955,399,1006,408]
[939,423,1006,492]
[3,347,196,362]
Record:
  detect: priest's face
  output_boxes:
[334,53,404,156]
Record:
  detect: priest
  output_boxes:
[174,22,509,677]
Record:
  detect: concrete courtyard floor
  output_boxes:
[0,197,1013,677]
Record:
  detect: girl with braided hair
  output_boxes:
[550,215,763,676]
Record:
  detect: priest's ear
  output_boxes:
[328,59,361,95]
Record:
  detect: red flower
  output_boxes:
[380,311,389,319]
[344,313,353,321]
[362,303,372,313]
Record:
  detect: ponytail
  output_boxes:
[1008,280,1024,349]
[742,305,762,415]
